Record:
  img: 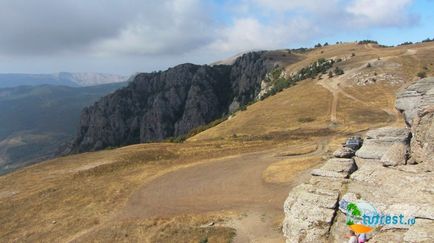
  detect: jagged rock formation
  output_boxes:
[283,77,434,242]
[69,52,274,152]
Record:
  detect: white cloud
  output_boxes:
[90,0,214,56]
[0,0,422,74]
[208,17,318,53]
[0,0,214,57]
[346,0,417,27]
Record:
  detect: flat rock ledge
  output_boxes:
[311,158,357,178]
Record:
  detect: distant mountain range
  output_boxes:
[0,72,128,88]
[0,82,127,174]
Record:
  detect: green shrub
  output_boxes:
[298,117,315,123]
[417,71,427,79]
[334,67,344,75]
[358,40,378,45]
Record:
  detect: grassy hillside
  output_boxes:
[1,42,433,242]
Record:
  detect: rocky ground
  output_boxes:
[283,77,434,242]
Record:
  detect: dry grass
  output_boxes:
[190,79,332,141]
[77,214,235,243]
[0,140,279,242]
[262,156,323,184]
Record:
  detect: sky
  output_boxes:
[0,0,433,75]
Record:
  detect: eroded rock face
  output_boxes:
[70,52,273,152]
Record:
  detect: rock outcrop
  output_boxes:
[333,147,355,158]
[283,77,434,242]
[355,127,410,160]
[311,158,357,178]
[283,153,360,242]
[396,77,434,126]
[69,52,274,152]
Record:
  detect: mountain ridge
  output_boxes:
[69,51,282,152]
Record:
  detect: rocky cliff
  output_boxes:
[69,52,274,152]
[282,77,434,242]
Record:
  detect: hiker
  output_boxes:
[347,230,358,243]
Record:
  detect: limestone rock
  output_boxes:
[403,219,434,242]
[333,147,355,158]
[396,77,434,125]
[356,127,410,160]
[409,107,434,165]
[282,183,339,243]
[365,127,410,143]
[381,142,408,166]
[69,52,274,152]
[311,158,357,178]
[356,139,392,159]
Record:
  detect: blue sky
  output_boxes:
[0,0,433,75]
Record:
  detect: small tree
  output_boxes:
[417,71,427,79]
[367,63,372,68]
[315,43,322,48]
[351,53,356,57]
[334,67,344,75]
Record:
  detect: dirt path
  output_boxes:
[110,143,327,242]
[119,149,294,219]
[317,59,402,125]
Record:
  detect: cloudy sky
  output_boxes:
[0,0,433,75]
